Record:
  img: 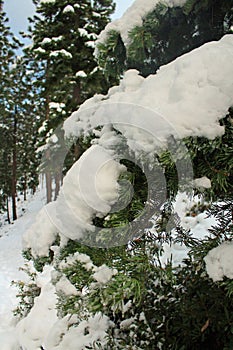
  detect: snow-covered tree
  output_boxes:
[14,1,233,349]
[28,0,115,202]
[0,1,26,220]
[0,1,15,214]
[97,0,233,79]
[10,57,42,199]
[0,55,42,221]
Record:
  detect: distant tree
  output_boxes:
[28,0,115,202]
[0,56,42,221]
[0,1,21,220]
[9,57,41,201]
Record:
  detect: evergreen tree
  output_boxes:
[9,57,41,200]
[15,1,233,349]
[1,55,42,221]
[28,0,115,202]
[0,1,41,220]
[0,1,21,219]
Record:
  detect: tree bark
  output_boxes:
[54,172,62,200]
[45,92,52,203]
[73,83,81,108]
[45,154,52,203]
[23,173,27,201]
[11,108,17,221]
[6,197,10,224]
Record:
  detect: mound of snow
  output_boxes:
[23,145,126,256]
[66,35,233,150]
[204,242,233,282]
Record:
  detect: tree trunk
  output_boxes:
[211,0,226,38]
[73,83,81,108]
[45,160,52,203]
[74,143,81,160]
[45,93,52,203]
[54,172,61,200]
[6,197,10,224]
[12,108,17,221]
[23,173,27,201]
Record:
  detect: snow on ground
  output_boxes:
[0,188,45,342]
[0,187,217,349]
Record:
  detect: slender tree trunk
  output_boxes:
[12,108,17,221]
[32,184,36,195]
[23,173,27,201]
[45,92,52,203]
[74,143,81,159]
[211,0,225,39]
[72,84,82,165]
[73,83,81,107]
[6,197,10,224]
[45,158,52,203]
[54,172,61,200]
[3,150,11,223]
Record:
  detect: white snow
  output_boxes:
[23,145,126,255]
[59,252,94,271]
[160,242,190,267]
[48,133,58,144]
[51,35,63,42]
[45,313,112,350]
[86,40,96,48]
[0,123,9,130]
[23,202,58,257]
[93,11,101,18]
[159,191,216,267]
[87,32,98,40]
[16,265,58,350]
[78,28,88,37]
[90,66,99,75]
[65,35,233,153]
[96,0,187,49]
[55,275,79,296]
[194,176,212,189]
[34,47,46,54]
[204,241,233,282]
[0,188,219,348]
[93,264,117,284]
[49,101,66,112]
[50,49,72,59]
[0,189,45,340]
[38,120,47,134]
[120,317,135,329]
[75,70,87,78]
[41,37,52,45]
[63,5,75,14]
[73,252,92,264]
[40,0,55,4]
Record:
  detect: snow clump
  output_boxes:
[204,241,233,282]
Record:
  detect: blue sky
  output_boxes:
[4,0,135,35]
